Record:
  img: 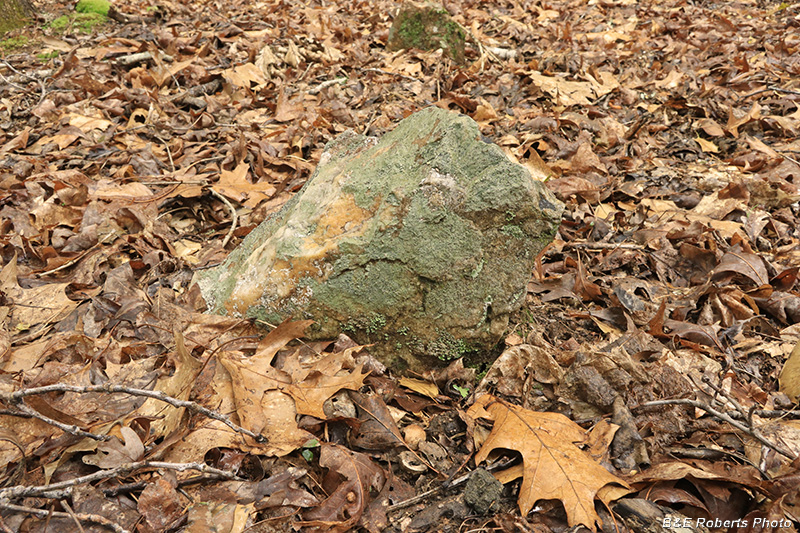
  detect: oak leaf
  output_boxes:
[219,320,368,456]
[468,394,629,531]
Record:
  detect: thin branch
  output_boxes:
[388,458,517,512]
[36,243,101,278]
[767,85,800,96]
[100,473,227,497]
[562,242,644,251]
[700,375,747,417]
[0,59,47,106]
[6,401,109,442]
[633,399,797,460]
[209,189,238,249]
[0,501,129,533]
[358,67,421,83]
[115,51,173,67]
[2,383,266,444]
[0,461,240,501]
[308,77,346,95]
[61,500,88,533]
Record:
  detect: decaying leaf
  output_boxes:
[219,320,368,455]
[779,341,800,402]
[467,394,629,530]
[301,443,397,533]
[83,426,144,468]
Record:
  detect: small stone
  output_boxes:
[463,469,502,515]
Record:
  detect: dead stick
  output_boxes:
[2,383,265,444]
[209,189,238,248]
[0,502,128,533]
[0,461,240,501]
[633,399,797,460]
[5,401,108,442]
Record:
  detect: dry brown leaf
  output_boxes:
[301,443,389,533]
[574,256,603,302]
[398,376,439,399]
[468,394,629,530]
[215,161,277,208]
[0,256,78,336]
[528,71,593,107]
[83,426,144,468]
[219,320,367,455]
[219,349,313,456]
[712,247,769,286]
[349,392,404,451]
[135,330,202,440]
[779,341,800,402]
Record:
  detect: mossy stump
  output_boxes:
[387,2,466,63]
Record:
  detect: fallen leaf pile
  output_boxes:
[1,0,800,531]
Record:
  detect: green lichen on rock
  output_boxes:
[76,0,110,16]
[429,330,478,362]
[388,3,466,62]
[194,107,563,373]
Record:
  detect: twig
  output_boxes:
[61,500,87,533]
[155,134,176,172]
[2,383,266,444]
[0,461,240,501]
[633,399,797,460]
[562,242,644,251]
[209,189,238,249]
[700,375,747,418]
[736,85,800,102]
[0,59,48,106]
[101,473,226,497]
[168,78,222,104]
[388,458,517,512]
[731,409,800,419]
[767,85,800,96]
[388,470,471,512]
[0,502,128,533]
[358,67,421,83]
[485,46,517,60]
[4,400,109,442]
[307,77,346,95]
[115,51,173,68]
[142,180,207,186]
[36,243,101,278]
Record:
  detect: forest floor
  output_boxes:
[1,0,800,532]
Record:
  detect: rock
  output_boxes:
[387,3,467,62]
[463,469,503,515]
[194,107,563,372]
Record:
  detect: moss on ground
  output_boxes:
[76,0,110,16]
[0,35,29,50]
[387,4,466,62]
[36,50,60,61]
[49,12,106,33]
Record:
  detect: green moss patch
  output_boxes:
[49,12,106,34]
[0,35,29,50]
[76,0,110,16]
[387,3,466,62]
[36,50,60,61]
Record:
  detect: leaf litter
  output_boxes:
[1,0,800,531]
